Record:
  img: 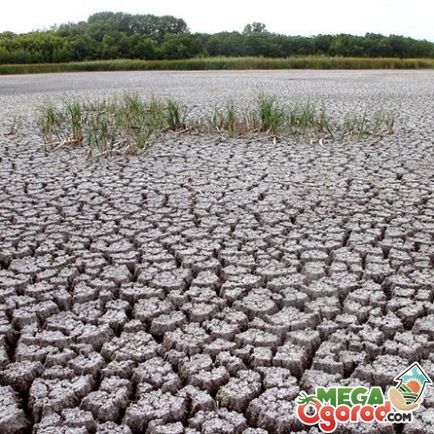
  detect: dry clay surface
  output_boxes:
[0,71,434,434]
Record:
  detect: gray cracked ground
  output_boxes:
[0,70,433,434]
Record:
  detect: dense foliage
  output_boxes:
[0,12,433,64]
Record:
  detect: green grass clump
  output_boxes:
[37,94,166,156]
[37,103,64,144]
[256,94,285,134]
[166,98,186,131]
[36,93,397,157]
[342,108,396,140]
[209,102,248,137]
[64,99,84,143]
[3,56,434,75]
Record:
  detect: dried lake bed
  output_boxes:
[0,70,434,433]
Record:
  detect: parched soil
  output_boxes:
[0,70,433,434]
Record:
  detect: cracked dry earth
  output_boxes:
[0,70,434,434]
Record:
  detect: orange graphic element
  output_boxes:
[407,380,422,394]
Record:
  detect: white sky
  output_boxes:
[1,0,433,41]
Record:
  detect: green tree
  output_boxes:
[243,22,267,34]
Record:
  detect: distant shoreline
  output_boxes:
[1,56,434,75]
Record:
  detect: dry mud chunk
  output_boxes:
[73,324,114,351]
[101,265,132,285]
[182,301,219,322]
[123,390,187,432]
[395,301,427,328]
[233,289,279,320]
[81,377,132,423]
[33,329,71,349]
[44,348,76,368]
[346,285,386,307]
[334,422,395,433]
[179,354,213,380]
[265,307,320,334]
[242,429,269,434]
[134,298,173,325]
[0,385,29,433]
[72,282,99,304]
[120,283,164,303]
[151,269,190,291]
[403,408,434,434]
[178,385,215,413]
[305,296,341,320]
[9,257,40,276]
[338,350,368,377]
[204,338,237,356]
[150,311,186,338]
[101,331,159,363]
[300,369,342,393]
[191,271,220,289]
[29,376,92,422]
[184,286,224,306]
[190,365,230,394]
[178,354,229,393]
[34,411,92,434]
[102,360,135,379]
[37,427,88,434]
[300,249,329,263]
[132,357,181,393]
[255,262,292,280]
[368,311,403,339]
[163,324,211,356]
[247,387,300,434]
[235,328,280,348]
[215,352,246,375]
[99,300,130,332]
[311,341,346,376]
[257,367,297,390]
[0,345,11,371]
[147,421,185,434]
[221,265,254,280]
[353,354,409,387]
[14,341,50,364]
[251,346,273,367]
[217,370,262,412]
[12,303,56,330]
[301,279,339,299]
[96,422,132,434]
[189,408,247,434]
[384,331,433,361]
[413,314,434,338]
[1,360,44,392]
[225,273,262,291]
[203,318,243,340]
[45,311,82,334]
[286,329,321,354]
[302,262,327,281]
[68,352,105,376]
[41,366,76,380]
[123,319,145,333]
[273,342,309,377]
[61,407,97,431]
[276,289,308,310]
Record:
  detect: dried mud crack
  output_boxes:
[0,70,433,434]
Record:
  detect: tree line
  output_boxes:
[0,12,433,64]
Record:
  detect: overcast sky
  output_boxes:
[1,0,433,41]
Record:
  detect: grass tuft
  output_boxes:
[37,103,64,145]
[166,98,186,131]
[36,93,398,157]
[256,94,285,134]
[2,56,434,75]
